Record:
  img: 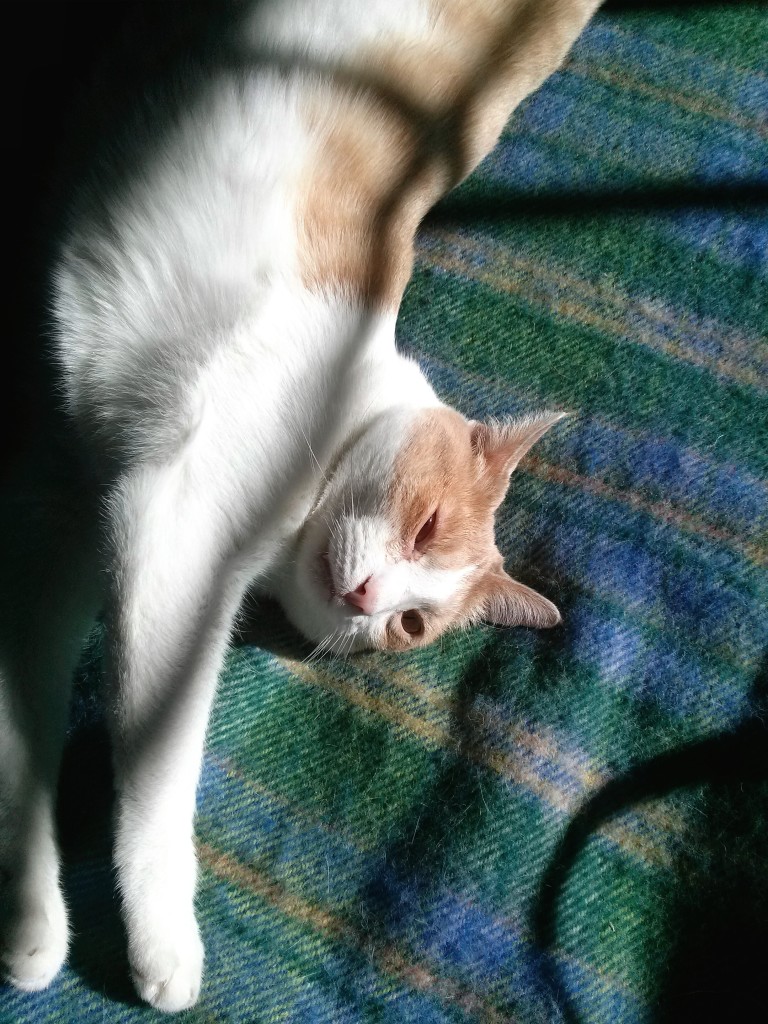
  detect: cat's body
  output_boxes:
[1,0,600,1011]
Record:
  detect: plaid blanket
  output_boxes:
[3,4,767,1022]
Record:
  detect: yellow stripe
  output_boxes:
[336,659,682,843]
[606,22,768,86]
[566,57,768,140]
[197,840,512,1024]
[198,836,641,1010]
[279,658,680,869]
[206,749,363,848]
[524,455,767,568]
[419,228,767,392]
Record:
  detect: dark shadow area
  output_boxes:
[532,658,768,1024]
[235,591,311,660]
[655,774,768,1023]
[4,2,126,476]
[56,723,138,1006]
[603,0,758,9]
[428,179,768,226]
[44,625,137,1006]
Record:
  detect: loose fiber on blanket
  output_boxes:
[2,4,766,1023]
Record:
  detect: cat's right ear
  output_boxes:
[469,411,566,504]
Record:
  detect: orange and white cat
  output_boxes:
[0,0,600,1011]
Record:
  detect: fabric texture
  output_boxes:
[2,5,767,1022]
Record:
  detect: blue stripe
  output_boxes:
[364,863,645,1022]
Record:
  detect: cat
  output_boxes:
[0,0,601,1012]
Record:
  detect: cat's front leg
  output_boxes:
[106,464,248,1012]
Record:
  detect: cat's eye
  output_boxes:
[414,511,437,547]
[400,610,424,636]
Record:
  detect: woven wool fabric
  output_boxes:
[2,5,767,1023]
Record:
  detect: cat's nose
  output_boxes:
[342,576,378,615]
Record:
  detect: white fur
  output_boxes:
[242,0,433,61]
[0,0,599,1011]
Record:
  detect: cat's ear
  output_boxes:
[470,411,566,500]
[471,569,561,629]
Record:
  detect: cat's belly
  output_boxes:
[52,70,311,447]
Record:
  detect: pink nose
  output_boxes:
[342,576,378,615]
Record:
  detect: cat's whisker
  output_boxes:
[341,632,356,662]
[298,422,329,485]
[302,634,330,664]
[321,508,339,540]
[329,631,350,659]
[309,630,341,664]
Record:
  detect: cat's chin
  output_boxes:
[275,546,382,656]
[284,602,380,657]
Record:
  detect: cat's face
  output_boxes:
[280,406,564,655]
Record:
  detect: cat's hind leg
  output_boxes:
[0,482,102,991]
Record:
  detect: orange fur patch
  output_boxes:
[297,86,446,309]
[389,408,500,567]
[297,0,601,307]
[376,407,564,649]
[378,408,502,648]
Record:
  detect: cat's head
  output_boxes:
[280,406,564,655]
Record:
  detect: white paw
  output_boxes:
[1,897,69,992]
[129,923,204,1013]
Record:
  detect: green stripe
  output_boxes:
[401,266,768,478]
[617,8,768,71]
[432,184,768,342]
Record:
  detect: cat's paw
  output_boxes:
[129,922,204,1012]
[0,893,69,992]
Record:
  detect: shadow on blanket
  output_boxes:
[533,654,768,1023]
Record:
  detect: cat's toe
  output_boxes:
[1,901,69,992]
[130,927,204,1012]
[132,965,202,1014]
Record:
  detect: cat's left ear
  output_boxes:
[470,411,566,502]
[472,569,561,629]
